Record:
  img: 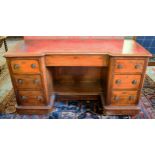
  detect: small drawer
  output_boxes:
[114,59,145,73]
[10,59,40,74]
[113,75,141,89]
[17,91,45,106]
[13,75,42,90]
[111,91,138,106]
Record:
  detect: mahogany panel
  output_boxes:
[51,66,107,83]
[10,59,40,74]
[53,81,103,94]
[56,95,100,101]
[113,74,141,89]
[104,105,140,115]
[16,106,52,115]
[45,55,108,66]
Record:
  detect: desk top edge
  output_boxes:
[4,38,152,58]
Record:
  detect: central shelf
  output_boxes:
[47,66,107,96]
[53,81,104,95]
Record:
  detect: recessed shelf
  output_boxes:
[51,81,104,95]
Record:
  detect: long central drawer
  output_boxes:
[45,55,109,66]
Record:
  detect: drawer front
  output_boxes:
[114,59,145,73]
[11,59,40,74]
[45,55,108,66]
[17,91,45,106]
[111,91,138,106]
[14,75,42,89]
[113,75,141,89]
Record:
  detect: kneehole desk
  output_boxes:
[5,38,152,115]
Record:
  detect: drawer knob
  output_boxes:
[114,96,120,101]
[115,79,121,84]
[31,64,36,69]
[135,64,141,69]
[18,79,23,84]
[117,64,123,69]
[21,96,27,100]
[37,96,43,101]
[128,96,135,100]
[132,80,137,85]
[14,64,20,69]
[33,79,40,84]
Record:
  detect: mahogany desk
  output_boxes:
[4,38,152,115]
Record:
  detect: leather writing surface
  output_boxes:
[5,38,152,57]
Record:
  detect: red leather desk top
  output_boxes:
[5,37,152,57]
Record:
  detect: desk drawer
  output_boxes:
[17,91,45,106]
[14,75,42,90]
[113,75,141,89]
[111,91,138,106]
[10,59,40,74]
[114,59,145,73]
[45,55,108,66]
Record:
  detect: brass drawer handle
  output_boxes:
[14,64,20,69]
[37,96,43,101]
[21,96,27,100]
[128,96,135,100]
[132,80,137,85]
[18,79,23,84]
[31,64,36,69]
[115,79,121,84]
[114,96,120,101]
[135,64,141,69]
[33,79,40,84]
[117,64,123,69]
